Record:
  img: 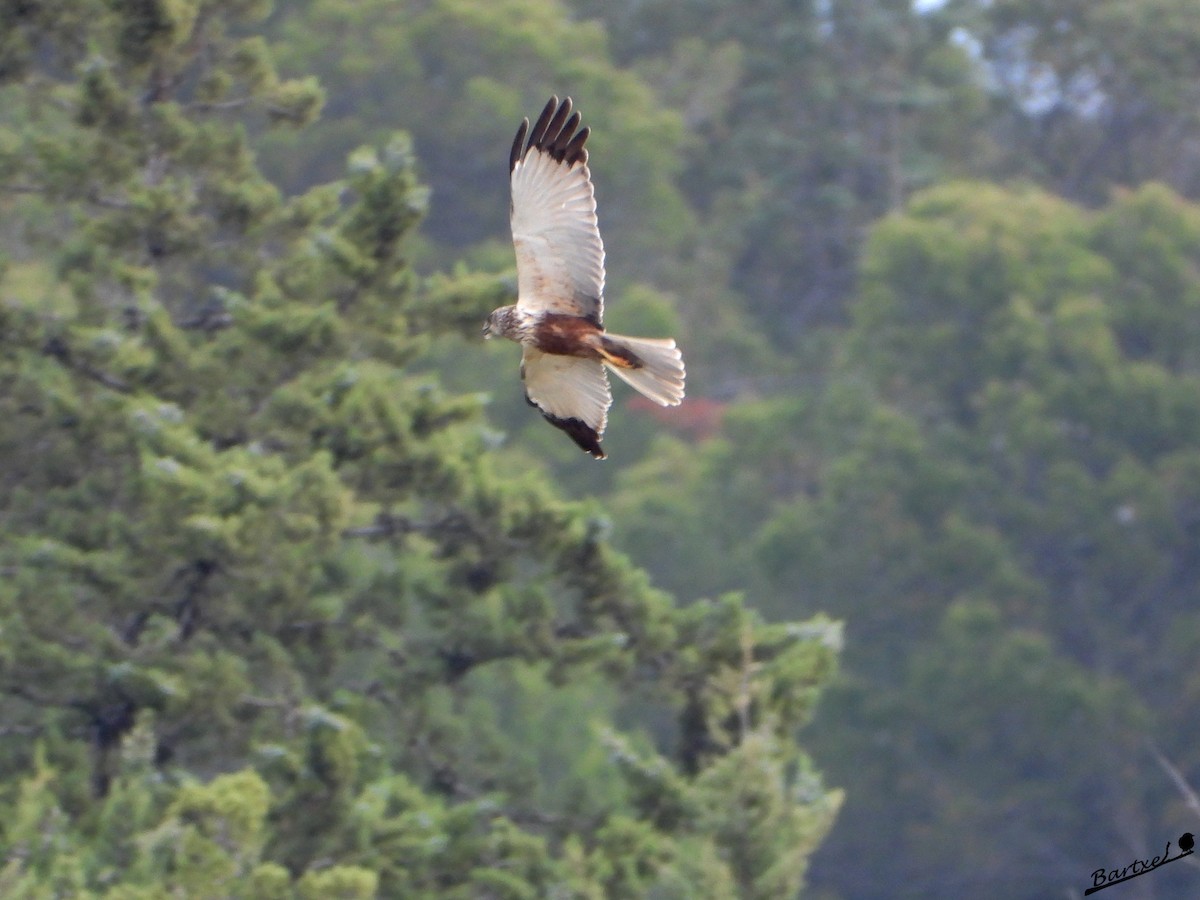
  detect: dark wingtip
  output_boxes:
[543,412,606,458]
[541,98,573,153]
[511,96,591,169]
[519,96,559,164]
[509,117,529,172]
[561,125,590,166]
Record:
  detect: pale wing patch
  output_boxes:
[511,149,606,322]
[521,348,611,435]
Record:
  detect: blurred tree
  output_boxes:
[570,0,993,334]
[264,0,692,286]
[0,0,841,895]
[604,180,1200,898]
[945,0,1200,204]
[812,182,1200,897]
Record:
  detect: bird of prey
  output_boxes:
[483,96,685,459]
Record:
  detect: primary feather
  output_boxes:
[509,96,606,325]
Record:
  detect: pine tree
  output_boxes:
[0,2,840,895]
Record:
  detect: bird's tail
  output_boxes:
[596,333,686,407]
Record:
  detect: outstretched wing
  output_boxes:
[510,96,606,325]
[521,347,611,458]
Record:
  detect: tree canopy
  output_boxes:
[0,1,840,896]
[4,1,1200,898]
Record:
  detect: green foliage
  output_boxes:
[601,179,1200,897]
[572,0,994,333]
[949,0,1200,204]
[265,0,691,279]
[11,1,1200,897]
[0,2,840,897]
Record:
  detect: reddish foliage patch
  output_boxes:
[626,395,726,441]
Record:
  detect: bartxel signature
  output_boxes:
[1084,831,1195,895]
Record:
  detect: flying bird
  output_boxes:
[484,96,685,459]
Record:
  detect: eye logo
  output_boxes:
[1084,833,1195,895]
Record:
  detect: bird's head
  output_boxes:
[483,305,516,340]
